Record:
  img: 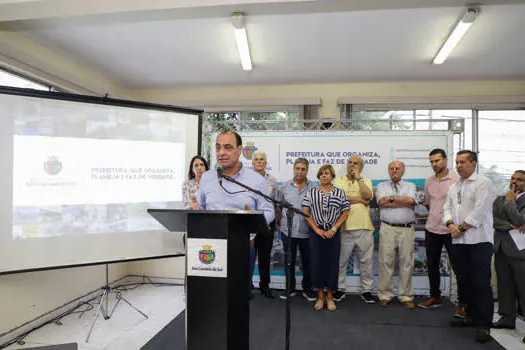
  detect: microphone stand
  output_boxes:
[220,172,309,350]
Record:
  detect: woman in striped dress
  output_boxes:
[303,164,350,311]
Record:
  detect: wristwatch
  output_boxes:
[389,195,395,203]
[357,178,364,182]
[445,220,454,227]
[331,227,337,233]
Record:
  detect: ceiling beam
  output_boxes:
[2,0,525,22]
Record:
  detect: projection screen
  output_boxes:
[0,87,201,274]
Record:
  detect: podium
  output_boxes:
[147,209,270,350]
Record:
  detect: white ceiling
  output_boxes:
[4,0,525,88]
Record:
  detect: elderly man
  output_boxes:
[278,158,317,301]
[376,160,417,309]
[252,151,278,299]
[443,150,494,343]
[492,170,525,330]
[333,155,375,303]
[418,149,466,318]
[195,131,275,296]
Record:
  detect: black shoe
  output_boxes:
[333,290,346,302]
[360,292,376,304]
[302,289,317,302]
[279,291,297,300]
[450,318,474,327]
[476,327,492,343]
[491,318,515,329]
[260,286,275,299]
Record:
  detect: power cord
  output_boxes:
[0,278,181,349]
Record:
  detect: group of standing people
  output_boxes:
[183,130,525,344]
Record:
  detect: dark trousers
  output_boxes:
[281,234,311,292]
[495,250,525,321]
[425,230,465,303]
[310,230,341,291]
[254,231,274,288]
[451,243,494,327]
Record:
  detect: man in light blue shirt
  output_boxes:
[375,160,417,309]
[277,158,317,301]
[194,131,275,295]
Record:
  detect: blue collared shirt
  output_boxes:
[197,165,275,227]
[278,179,317,238]
[375,179,416,224]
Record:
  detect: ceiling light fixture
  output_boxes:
[433,7,480,65]
[232,12,252,71]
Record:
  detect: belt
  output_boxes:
[382,221,414,228]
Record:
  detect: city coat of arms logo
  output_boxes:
[242,142,258,160]
[199,245,215,265]
[43,156,62,175]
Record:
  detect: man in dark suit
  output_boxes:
[492,170,525,329]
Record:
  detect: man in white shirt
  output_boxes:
[376,160,417,309]
[443,150,494,343]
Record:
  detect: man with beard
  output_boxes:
[418,149,466,318]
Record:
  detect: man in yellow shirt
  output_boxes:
[333,155,375,303]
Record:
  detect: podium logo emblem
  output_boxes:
[44,156,62,175]
[199,245,216,265]
[242,142,258,160]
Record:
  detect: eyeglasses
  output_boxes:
[457,191,462,204]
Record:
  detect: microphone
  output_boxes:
[216,166,223,186]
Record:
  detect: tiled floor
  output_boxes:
[3,284,186,350]
[2,286,525,350]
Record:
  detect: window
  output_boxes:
[204,110,300,132]
[0,68,50,91]
[478,110,525,195]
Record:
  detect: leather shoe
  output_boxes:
[260,286,275,299]
[450,318,474,327]
[402,300,415,309]
[379,299,391,307]
[492,318,515,329]
[476,327,492,343]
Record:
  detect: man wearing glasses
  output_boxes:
[443,150,494,343]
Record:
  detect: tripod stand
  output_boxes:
[85,264,148,343]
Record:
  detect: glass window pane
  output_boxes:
[478,110,525,195]
[0,69,48,90]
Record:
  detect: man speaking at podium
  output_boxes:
[191,131,275,292]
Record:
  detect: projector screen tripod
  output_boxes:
[85,264,148,343]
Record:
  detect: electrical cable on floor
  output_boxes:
[0,278,182,349]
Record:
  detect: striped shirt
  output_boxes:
[302,187,350,230]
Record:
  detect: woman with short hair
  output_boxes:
[303,164,349,311]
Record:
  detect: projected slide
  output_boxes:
[9,96,194,240]
[13,136,185,239]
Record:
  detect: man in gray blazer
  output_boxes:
[492,170,525,329]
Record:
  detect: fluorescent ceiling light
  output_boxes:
[433,8,479,65]
[232,12,252,71]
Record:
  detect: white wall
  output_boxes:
[0,264,128,335]
[132,80,525,117]
[0,27,137,337]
